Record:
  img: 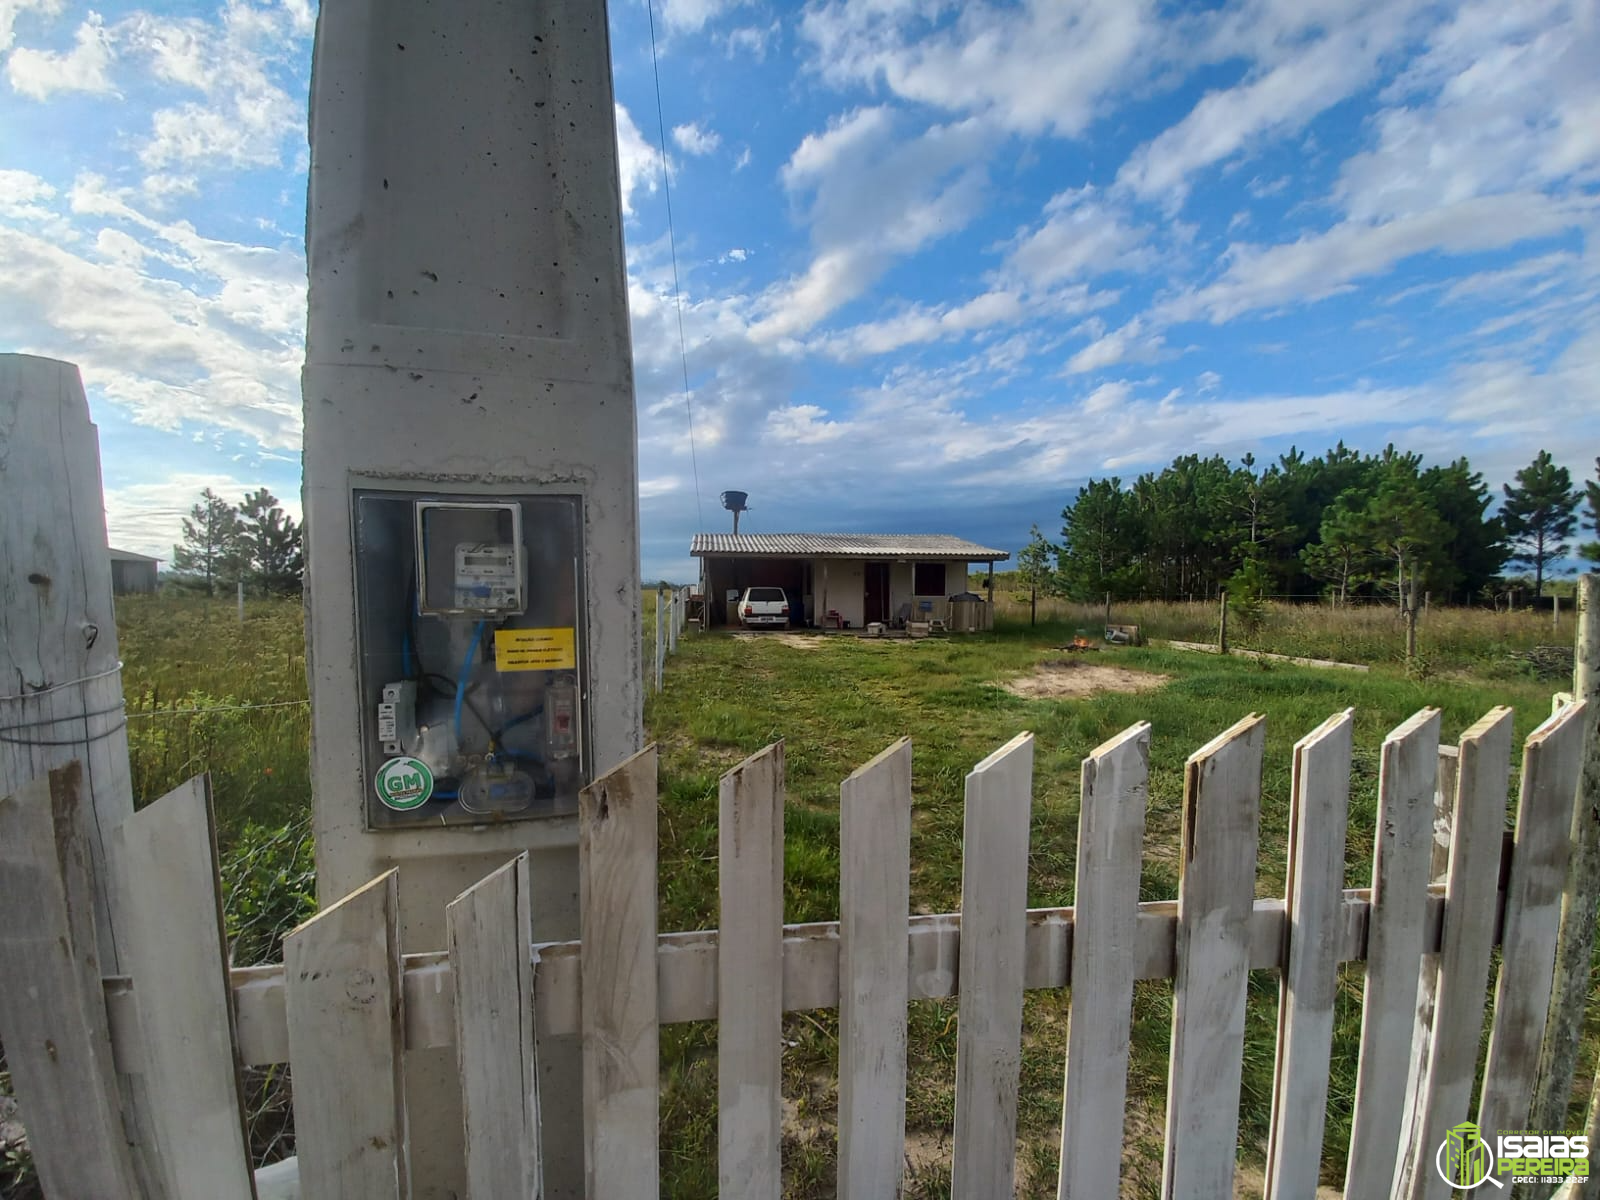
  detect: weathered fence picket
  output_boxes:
[1057,721,1150,1200]
[837,738,913,1200]
[1346,707,1442,1196]
[0,766,141,1199]
[579,744,659,1200]
[1403,706,1516,1200]
[10,695,1600,1200]
[284,869,407,1200]
[951,731,1034,1200]
[1162,713,1265,1200]
[446,852,540,1200]
[1479,701,1588,1137]
[1264,709,1353,1200]
[719,742,786,1200]
[112,774,255,1200]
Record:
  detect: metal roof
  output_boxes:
[691,533,1009,561]
[108,548,161,563]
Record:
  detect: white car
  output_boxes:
[738,586,790,629]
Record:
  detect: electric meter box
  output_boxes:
[353,490,586,830]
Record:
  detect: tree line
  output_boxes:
[171,487,303,595]
[1021,447,1600,607]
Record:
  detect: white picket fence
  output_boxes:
[0,699,1594,1199]
[649,583,691,694]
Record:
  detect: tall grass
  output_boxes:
[992,593,1573,678]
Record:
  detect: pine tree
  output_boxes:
[1302,500,1374,605]
[1580,456,1600,564]
[1501,450,1580,596]
[1016,525,1058,626]
[237,488,304,594]
[1060,478,1143,601]
[172,488,244,596]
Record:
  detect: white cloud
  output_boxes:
[1117,2,1424,205]
[1003,187,1152,289]
[1164,193,1589,323]
[614,103,661,217]
[752,108,992,341]
[1082,380,1133,414]
[724,23,774,60]
[6,12,115,99]
[0,0,63,53]
[113,4,308,177]
[0,176,303,448]
[813,290,1025,360]
[719,247,749,263]
[1337,0,1600,221]
[0,167,56,217]
[672,121,720,156]
[800,0,1159,138]
[1063,318,1164,375]
[661,0,744,34]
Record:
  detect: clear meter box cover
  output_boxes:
[352,491,586,829]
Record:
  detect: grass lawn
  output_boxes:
[645,620,1568,1198]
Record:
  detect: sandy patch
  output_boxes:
[999,659,1170,699]
[730,631,825,651]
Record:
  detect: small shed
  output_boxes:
[108,548,160,595]
[691,533,1009,629]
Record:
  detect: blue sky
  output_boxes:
[2,0,1597,582]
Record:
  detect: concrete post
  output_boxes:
[302,2,641,1195]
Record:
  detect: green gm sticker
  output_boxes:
[376,756,434,810]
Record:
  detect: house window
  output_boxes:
[913,562,946,595]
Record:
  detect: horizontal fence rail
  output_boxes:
[5,697,1594,1199]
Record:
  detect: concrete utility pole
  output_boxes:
[302,2,642,1195]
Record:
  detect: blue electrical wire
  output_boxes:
[453,621,487,748]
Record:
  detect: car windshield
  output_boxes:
[747,588,786,602]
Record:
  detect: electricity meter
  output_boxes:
[352,490,586,829]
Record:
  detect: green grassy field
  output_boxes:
[99,594,1591,1197]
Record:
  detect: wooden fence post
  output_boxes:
[0,765,141,1198]
[285,870,408,1199]
[1478,701,1588,1139]
[580,745,659,1200]
[1161,713,1265,1199]
[1398,707,1515,1200]
[1264,710,1353,1200]
[448,853,541,1199]
[0,354,134,973]
[1533,573,1600,1138]
[1346,710,1441,1197]
[113,775,255,1199]
[952,732,1034,1200]
[838,739,913,1200]
[719,743,785,1199]
[1218,588,1229,655]
[1058,722,1150,1200]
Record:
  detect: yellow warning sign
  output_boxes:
[494,627,577,672]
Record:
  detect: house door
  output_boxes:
[864,561,890,625]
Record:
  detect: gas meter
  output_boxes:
[353,492,586,828]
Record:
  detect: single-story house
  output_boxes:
[692,533,1009,629]
[108,548,160,595]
